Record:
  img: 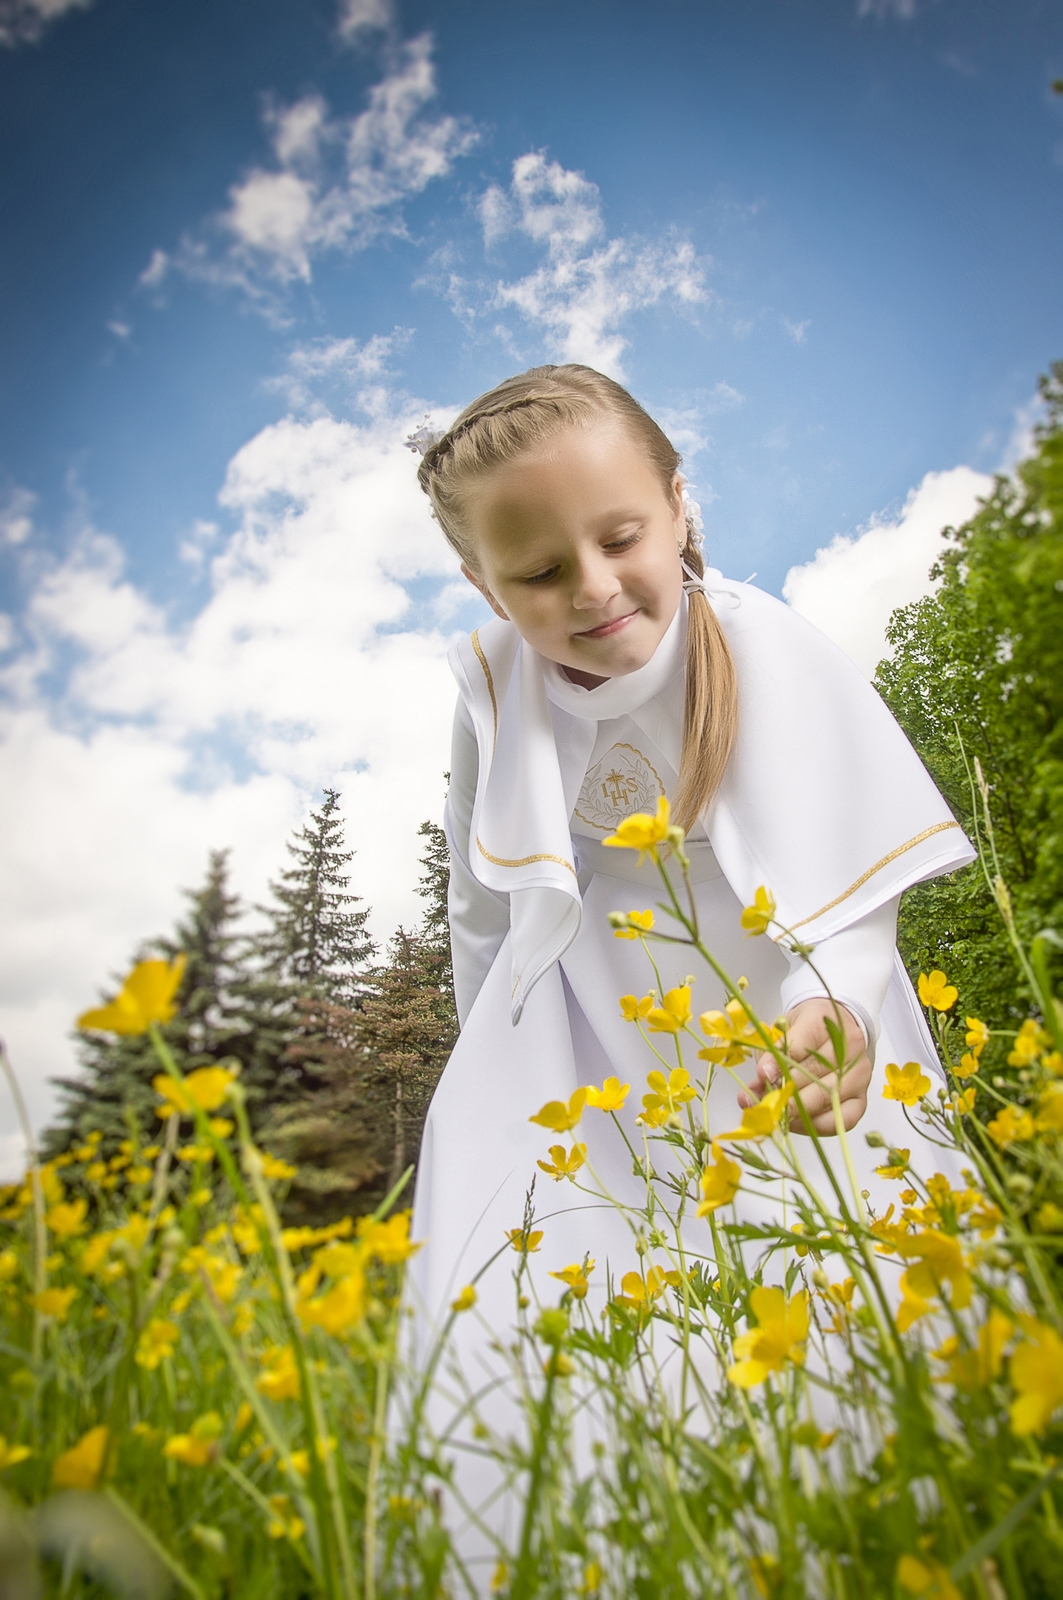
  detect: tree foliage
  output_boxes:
[875,361,1063,1024]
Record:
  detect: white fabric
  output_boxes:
[413,582,973,1586]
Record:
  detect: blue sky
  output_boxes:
[0,0,1060,1160]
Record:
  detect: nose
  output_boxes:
[571,552,621,612]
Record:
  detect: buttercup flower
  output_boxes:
[299,1267,366,1337]
[719,1083,794,1142]
[29,1286,77,1322]
[949,1087,977,1115]
[1008,1018,1049,1068]
[645,986,692,1034]
[0,1438,32,1471]
[45,1198,88,1239]
[1035,1085,1063,1134]
[1009,1317,1063,1435]
[549,1260,594,1299]
[896,1554,961,1600]
[506,1227,544,1253]
[986,1105,1036,1147]
[163,1412,222,1468]
[530,1089,587,1133]
[917,970,958,1012]
[619,993,654,1023]
[697,1145,742,1215]
[356,1211,421,1264]
[933,1307,1012,1391]
[740,886,777,936]
[259,1153,297,1181]
[641,1067,697,1120]
[53,1426,109,1489]
[893,1231,973,1327]
[874,1148,910,1180]
[537,1144,587,1182]
[78,956,187,1036]
[728,1287,809,1388]
[965,1017,990,1055]
[584,1076,630,1111]
[613,908,655,940]
[602,795,680,863]
[136,1318,179,1371]
[614,1265,679,1312]
[256,1345,300,1401]
[882,1062,931,1106]
[154,1065,236,1119]
[451,1284,477,1312]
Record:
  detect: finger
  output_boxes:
[786,1057,873,1132]
[793,1091,870,1137]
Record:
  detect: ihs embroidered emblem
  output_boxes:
[573,743,666,831]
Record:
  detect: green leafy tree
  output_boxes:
[875,361,1063,1025]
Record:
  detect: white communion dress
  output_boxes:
[407,574,974,1556]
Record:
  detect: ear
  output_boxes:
[670,473,687,552]
[461,561,510,622]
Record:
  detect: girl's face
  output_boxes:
[460,421,687,687]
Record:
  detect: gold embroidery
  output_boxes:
[470,628,497,746]
[788,821,963,931]
[573,743,666,832]
[477,838,577,876]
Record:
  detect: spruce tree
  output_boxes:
[45,850,251,1156]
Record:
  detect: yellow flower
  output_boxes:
[136,1318,179,1371]
[53,1425,109,1489]
[696,1145,742,1216]
[949,1087,977,1115]
[537,1143,587,1182]
[260,1153,297,1181]
[954,1053,980,1079]
[46,1198,88,1239]
[614,1265,679,1312]
[749,1553,783,1597]
[451,1284,477,1312]
[530,1088,587,1133]
[697,997,780,1064]
[882,1061,931,1106]
[893,1231,973,1325]
[0,1438,32,1471]
[256,1345,301,1401]
[728,1286,810,1388]
[719,1083,794,1142]
[933,1308,1012,1391]
[177,1144,215,1165]
[917,970,958,1012]
[29,1286,77,1322]
[640,1066,697,1121]
[619,993,654,1023]
[548,1260,594,1299]
[986,1105,1036,1147]
[506,1227,544,1253]
[1008,1018,1049,1068]
[580,1560,603,1596]
[740,886,777,936]
[286,1449,310,1478]
[1036,1085,1063,1134]
[153,1064,236,1119]
[299,1268,366,1337]
[0,1250,17,1281]
[163,1412,221,1468]
[612,908,655,940]
[874,1148,910,1180]
[602,795,677,863]
[1035,1202,1063,1233]
[356,1211,420,1264]
[78,955,187,1035]
[646,986,692,1034]
[583,1076,630,1111]
[897,1554,961,1600]
[1009,1318,1063,1435]
[965,1017,990,1055]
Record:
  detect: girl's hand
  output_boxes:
[739,1000,872,1136]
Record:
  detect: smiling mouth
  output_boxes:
[574,610,640,641]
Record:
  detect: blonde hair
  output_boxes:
[417,364,737,830]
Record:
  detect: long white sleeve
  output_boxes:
[778,896,900,1053]
[445,699,511,1028]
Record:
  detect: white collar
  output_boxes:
[541,596,686,722]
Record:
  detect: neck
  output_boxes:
[561,664,609,690]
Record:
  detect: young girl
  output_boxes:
[406,363,971,1487]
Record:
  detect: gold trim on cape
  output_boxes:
[788,821,962,931]
[477,838,577,877]
[470,628,498,746]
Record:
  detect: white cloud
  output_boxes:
[1,486,35,547]
[0,0,90,48]
[0,401,473,1175]
[473,152,709,378]
[337,0,394,41]
[782,317,810,344]
[783,465,991,677]
[146,37,477,308]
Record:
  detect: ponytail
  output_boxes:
[673,539,738,832]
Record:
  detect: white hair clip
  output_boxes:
[404,418,448,457]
